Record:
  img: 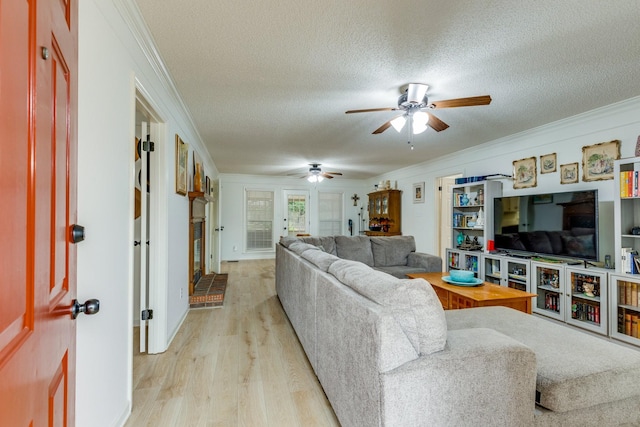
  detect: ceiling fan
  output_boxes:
[345,83,491,136]
[296,164,343,183]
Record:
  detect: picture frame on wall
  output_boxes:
[560,162,579,184]
[582,139,620,182]
[413,182,425,203]
[540,153,557,174]
[175,134,188,195]
[512,156,537,189]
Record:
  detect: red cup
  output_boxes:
[487,240,495,251]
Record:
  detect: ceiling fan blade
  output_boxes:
[320,173,334,179]
[325,172,343,176]
[430,95,492,109]
[345,107,397,114]
[427,113,449,132]
[372,120,393,134]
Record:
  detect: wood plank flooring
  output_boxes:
[126,259,340,427]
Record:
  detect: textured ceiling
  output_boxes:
[134,0,640,179]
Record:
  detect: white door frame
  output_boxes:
[436,174,462,261]
[133,85,167,355]
[283,190,311,236]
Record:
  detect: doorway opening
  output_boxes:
[132,90,163,355]
[436,174,462,262]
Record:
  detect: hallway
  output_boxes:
[126,260,339,426]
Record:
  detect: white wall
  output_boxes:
[76,1,217,425]
[219,174,368,260]
[369,97,640,260]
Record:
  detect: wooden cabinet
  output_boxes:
[366,189,402,236]
[189,191,211,295]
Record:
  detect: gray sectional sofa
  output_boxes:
[276,235,640,426]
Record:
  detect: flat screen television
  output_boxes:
[493,190,598,261]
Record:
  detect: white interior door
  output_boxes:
[210,179,221,273]
[138,121,150,353]
[283,190,310,236]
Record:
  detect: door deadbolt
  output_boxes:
[70,224,85,243]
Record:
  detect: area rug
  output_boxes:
[189,273,227,308]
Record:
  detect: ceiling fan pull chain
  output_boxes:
[407,116,414,150]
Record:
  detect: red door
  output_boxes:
[0,0,79,424]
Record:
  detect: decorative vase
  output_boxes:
[461,194,469,206]
[194,163,202,192]
[456,231,464,246]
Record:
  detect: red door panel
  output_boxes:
[0,0,78,424]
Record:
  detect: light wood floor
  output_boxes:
[125,259,340,427]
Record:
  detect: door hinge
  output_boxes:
[143,140,155,152]
[141,309,154,320]
[438,186,442,191]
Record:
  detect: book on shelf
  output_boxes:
[619,307,626,333]
[626,312,632,336]
[633,283,639,307]
[621,248,636,274]
[620,171,640,197]
[633,314,639,338]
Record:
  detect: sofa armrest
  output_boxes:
[380,328,536,426]
[407,252,442,272]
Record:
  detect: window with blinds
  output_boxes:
[318,192,343,236]
[246,190,274,251]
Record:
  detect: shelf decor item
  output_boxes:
[540,153,557,174]
[513,156,537,189]
[175,134,189,195]
[582,139,620,182]
[560,163,579,184]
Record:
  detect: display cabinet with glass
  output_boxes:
[366,189,401,236]
[482,254,503,285]
[506,259,530,292]
[609,274,640,346]
[565,267,607,334]
[532,261,565,320]
[446,248,481,277]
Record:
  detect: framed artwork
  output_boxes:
[582,139,620,182]
[413,182,425,203]
[560,162,579,184]
[540,153,557,174]
[512,156,537,189]
[175,134,188,195]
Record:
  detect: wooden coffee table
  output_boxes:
[406,272,536,314]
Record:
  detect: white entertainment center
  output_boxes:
[446,162,640,347]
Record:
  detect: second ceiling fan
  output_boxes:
[345,83,491,135]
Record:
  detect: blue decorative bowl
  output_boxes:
[449,270,475,283]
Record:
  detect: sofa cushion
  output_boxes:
[370,236,416,267]
[288,241,320,256]
[329,259,446,355]
[301,236,337,255]
[335,235,374,267]
[301,249,340,272]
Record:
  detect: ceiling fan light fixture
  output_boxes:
[390,115,407,132]
[307,174,324,183]
[412,111,429,134]
[406,83,428,104]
